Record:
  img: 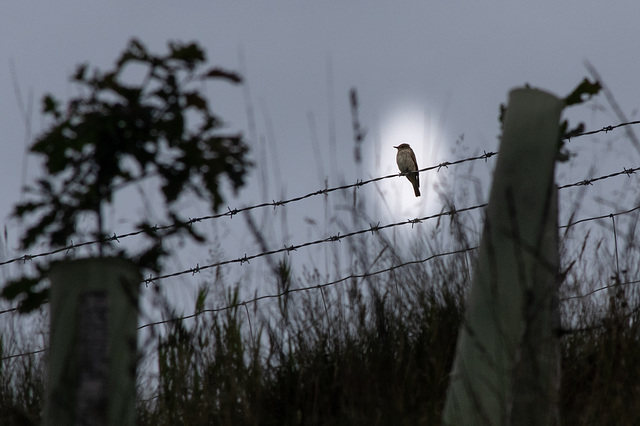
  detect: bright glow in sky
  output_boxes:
[377,99,448,218]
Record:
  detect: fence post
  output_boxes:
[443,88,562,425]
[45,257,140,426]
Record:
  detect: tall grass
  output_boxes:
[0,314,46,426]
[138,253,467,425]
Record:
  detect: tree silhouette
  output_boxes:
[3,38,252,311]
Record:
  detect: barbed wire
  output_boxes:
[1,119,640,325]
[2,155,638,276]
[5,268,638,362]
[2,121,640,362]
[3,204,640,358]
[1,245,478,360]
[1,170,639,319]
[138,245,478,330]
[4,248,638,361]
[0,151,497,269]
[138,204,640,329]
[127,165,640,285]
[558,165,639,190]
[2,116,639,270]
[563,120,640,141]
[142,204,486,285]
[2,183,640,318]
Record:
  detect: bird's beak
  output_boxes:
[393,145,399,149]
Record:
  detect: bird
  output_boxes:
[394,143,420,197]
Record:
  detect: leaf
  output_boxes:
[116,38,151,69]
[564,78,601,107]
[18,289,49,313]
[127,38,148,60]
[72,63,88,82]
[184,91,207,111]
[42,94,61,119]
[36,130,71,173]
[13,200,40,218]
[557,119,585,163]
[1,277,38,300]
[1,276,48,313]
[203,67,242,83]
[563,121,585,140]
[168,41,205,69]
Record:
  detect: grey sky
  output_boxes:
[2,3,640,313]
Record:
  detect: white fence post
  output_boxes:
[443,88,562,425]
[45,257,140,426]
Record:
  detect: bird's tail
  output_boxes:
[409,172,421,197]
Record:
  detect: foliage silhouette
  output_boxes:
[3,38,251,311]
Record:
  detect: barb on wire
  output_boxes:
[482,150,496,162]
[558,165,640,190]
[369,222,380,234]
[17,194,635,290]
[188,217,202,226]
[563,120,640,141]
[141,203,486,285]
[138,245,478,330]
[0,151,497,269]
[2,118,639,271]
[191,264,201,275]
[227,207,239,217]
[408,218,423,228]
[0,225,167,267]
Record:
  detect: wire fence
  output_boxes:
[2,119,640,362]
[5,272,640,362]
[135,200,640,331]
[1,118,637,269]
[0,151,497,268]
[1,162,637,315]
[138,161,640,286]
[74,163,640,289]
[0,167,638,320]
[563,120,640,141]
[141,203,486,285]
[2,157,639,274]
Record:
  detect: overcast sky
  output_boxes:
[3,3,640,315]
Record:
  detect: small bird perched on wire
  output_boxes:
[394,143,421,197]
